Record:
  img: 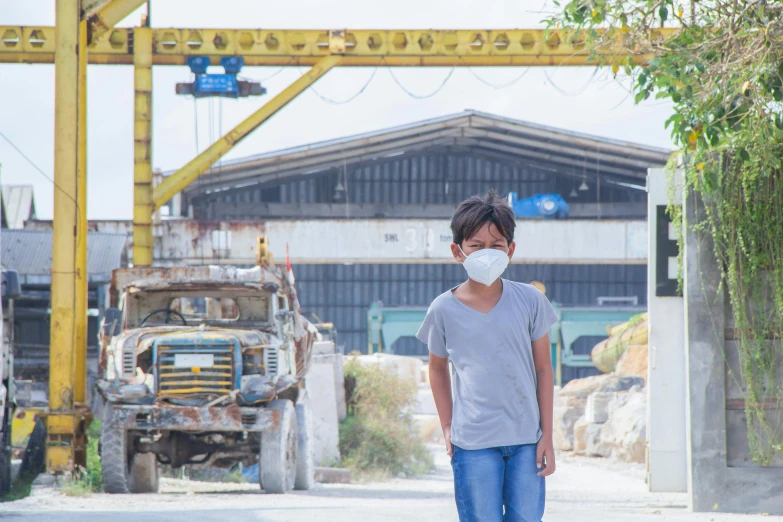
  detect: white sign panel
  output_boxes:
[174,353,215,368]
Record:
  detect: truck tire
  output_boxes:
[100,408,130,494]
[294,400,314,491]
[260,399,296,494]
[101,408,159,494]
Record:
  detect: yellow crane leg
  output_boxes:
[151,54,342,211]
[48,0,80,474]
[132,27,154,266]
[73,18,90,469]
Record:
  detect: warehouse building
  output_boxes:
[161,110,670,369]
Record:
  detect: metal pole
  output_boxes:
[73,18,90,469]
[75,19,88,407]
[48,0,80,473]
[151,55,342,211]
[132,27,154,266]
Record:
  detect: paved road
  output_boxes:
[0,449,779,521]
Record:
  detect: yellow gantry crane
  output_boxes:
[0,0,670,473]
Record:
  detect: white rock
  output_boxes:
[553,374,643,452]
[553,395,584,451]
[585,392,617,424]
[573,417,588,454]
[598,389,647,463]
[585,423,607,457]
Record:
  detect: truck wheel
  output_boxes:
[100,408,131,494]
[260,399,297,494]
[294,400,314,491]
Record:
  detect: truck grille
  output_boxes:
[157,343,235,396]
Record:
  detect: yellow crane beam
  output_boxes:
[0,27,675,66]
[152,54,342,210]
[133,27,154,266]
[84,0,147,44]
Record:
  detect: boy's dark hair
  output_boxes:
[451,190,515,246]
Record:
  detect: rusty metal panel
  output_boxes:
[107,403,280,432]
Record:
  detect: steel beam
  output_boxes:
[151,55,342,211]
[85,0,146,44]
[133,27,154,266]
[73,19,90,469]
[48,0,80,474]
[0,27,676,66]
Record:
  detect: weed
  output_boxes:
[338,360,434,480]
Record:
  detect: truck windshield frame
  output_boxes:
[124,287,273,328]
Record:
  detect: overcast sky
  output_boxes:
[0,1,674,220]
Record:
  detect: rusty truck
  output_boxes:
[95,245,318,494]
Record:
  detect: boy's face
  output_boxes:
[451,222,516,262]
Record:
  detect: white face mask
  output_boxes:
[458,246,510,286]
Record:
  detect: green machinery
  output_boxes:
[367,299,645,386]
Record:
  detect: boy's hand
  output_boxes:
[536,436,556,477]
[443,426,453,457]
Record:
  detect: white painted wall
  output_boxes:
[265,219,648,264]
[646,167,687,493]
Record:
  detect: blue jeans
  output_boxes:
[451,443,545,522]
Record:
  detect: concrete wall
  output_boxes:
[684,189,783,513]
[646,169,687,492]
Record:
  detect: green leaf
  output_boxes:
[634,91,647,104]
[774,89,783,102]
[739,148,750,161]
[659,6,668,21]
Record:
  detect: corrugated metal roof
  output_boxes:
[172,110,673,200]
[1,185,36,229]
[1,229,127,279]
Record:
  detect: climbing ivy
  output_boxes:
[544,0,783,464]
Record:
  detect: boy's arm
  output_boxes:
[428,353,454,457]
[532,333,556,477]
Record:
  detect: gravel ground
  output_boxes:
[0,447,780,521]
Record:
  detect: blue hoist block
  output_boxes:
[177,56,265,99]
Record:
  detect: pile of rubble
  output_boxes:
[553,314,649,463]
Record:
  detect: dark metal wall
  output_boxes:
[12,288,101,380]
[195,151,644,219]
[294,263,647,357]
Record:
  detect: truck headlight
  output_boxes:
[242,349,264,376]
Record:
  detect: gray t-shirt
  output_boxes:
[416,279,559,450]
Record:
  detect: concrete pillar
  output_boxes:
[646,168,687,492]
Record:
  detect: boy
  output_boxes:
[416,190,558,522]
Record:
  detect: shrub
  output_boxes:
[338,359,433,479]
